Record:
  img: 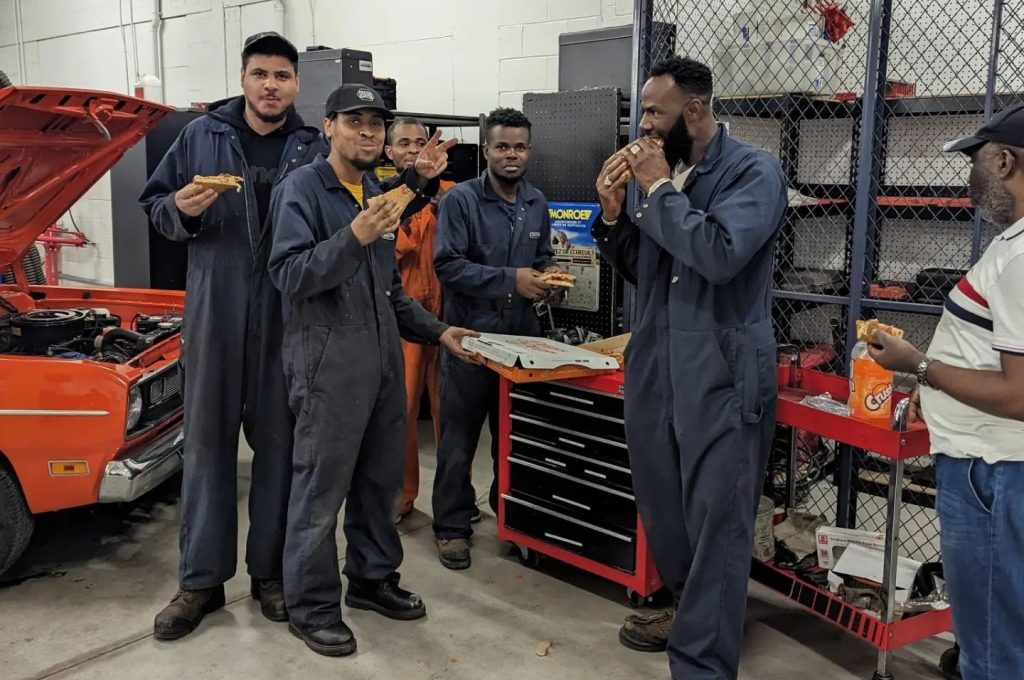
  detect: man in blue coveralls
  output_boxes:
[431,108,562,570]
[593,56,787,679]
[140,31,325,640]
[268,84,478,657]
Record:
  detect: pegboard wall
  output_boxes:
[524,88,624,338]
[797,119,855,185]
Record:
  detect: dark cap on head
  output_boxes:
[944,104,1024,154]
[242,31,299,64]
[325,83,394,120]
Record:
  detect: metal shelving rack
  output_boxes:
[629,0,1023,677]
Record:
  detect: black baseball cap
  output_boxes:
[944,103,1024,154]
[325,83,394,120]
[242,31,299,64]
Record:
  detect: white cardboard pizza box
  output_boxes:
[461,333,619,371]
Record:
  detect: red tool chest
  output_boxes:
[495,370,663,606]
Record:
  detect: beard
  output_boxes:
[971,167,1015,226]
[661,115,694,169]
[245,96,288,124]
[351,155,378,171]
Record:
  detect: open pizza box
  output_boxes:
[462,333,630,383]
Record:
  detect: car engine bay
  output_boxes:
[0,300,181,364]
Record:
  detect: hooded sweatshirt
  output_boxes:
[206,96,306,229]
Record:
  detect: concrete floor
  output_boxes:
[1,424,950,680]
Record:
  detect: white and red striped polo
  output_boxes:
[921,216,1024,462]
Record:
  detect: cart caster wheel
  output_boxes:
[626,588,654,609]
[517,546,542,568]
[939,644,961,680]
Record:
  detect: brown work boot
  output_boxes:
[436,538,471,570]
[251,577,288,622]
[618,609,673,652]
[153,585,226,641]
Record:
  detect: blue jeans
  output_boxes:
[934,454,1024,680]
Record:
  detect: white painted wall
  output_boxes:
[0,0,633,285]
[1,1,1016,285]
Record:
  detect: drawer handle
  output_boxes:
[552,494,590,511]
[543,457,567,468]
[544,532,583,548]
[557,436,585,449]
[584,469,607,480]
[548,390,595,406]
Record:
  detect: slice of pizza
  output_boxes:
[366,184,417,213]
[541,271,577,288]
[856,318,905,343]
[605,137,665,186]
[193,173,244,193]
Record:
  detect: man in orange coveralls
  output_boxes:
[385,118,479,524]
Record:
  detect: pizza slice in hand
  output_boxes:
[193,173,244,193]
[540,271,577,288]
[856,318,905,344]
[367,185,417,213]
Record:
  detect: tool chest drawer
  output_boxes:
[512,381,624,418]
[509,412,631,470]
[508,455,636,533]
[509,390,625,442]
[503,494,636,573]
[508,432,633,493]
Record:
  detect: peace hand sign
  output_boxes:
[414,129,459,180]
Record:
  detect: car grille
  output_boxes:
[129,364,184,438]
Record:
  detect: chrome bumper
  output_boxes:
[98,425,184,503]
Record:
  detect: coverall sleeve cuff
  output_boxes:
[409,170,441,198]
[592,212,621,240]
[433,322,451,342]
[164,193,202,237]
[332,223,366,258]
[502,266,518,300]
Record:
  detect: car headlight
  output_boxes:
[127,386,143,432]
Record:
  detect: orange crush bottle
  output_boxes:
[848,340,894,422]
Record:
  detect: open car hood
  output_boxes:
[0,87,171,270]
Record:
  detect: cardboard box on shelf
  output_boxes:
[815,526,886,569]
[827,543,922,604]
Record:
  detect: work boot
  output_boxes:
[153,585,226,641]
[250,577,288,622]
[437,538,471,570]
[345,572,426,621]
[289,621,357,657]
[618,609,673,652]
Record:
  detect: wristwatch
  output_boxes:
[916,357,937,389]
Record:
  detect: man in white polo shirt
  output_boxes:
[869,104,1024,680]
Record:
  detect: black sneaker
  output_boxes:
[470,506,482,524]
[437,537,471,570]
[289,621,357,657]
[345,572,426,621]
[250,577,288,622]
[618,610,673,652]
[153,585,226,641]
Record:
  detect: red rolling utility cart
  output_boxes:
[764,362,953,680]
[495,370,663,607]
